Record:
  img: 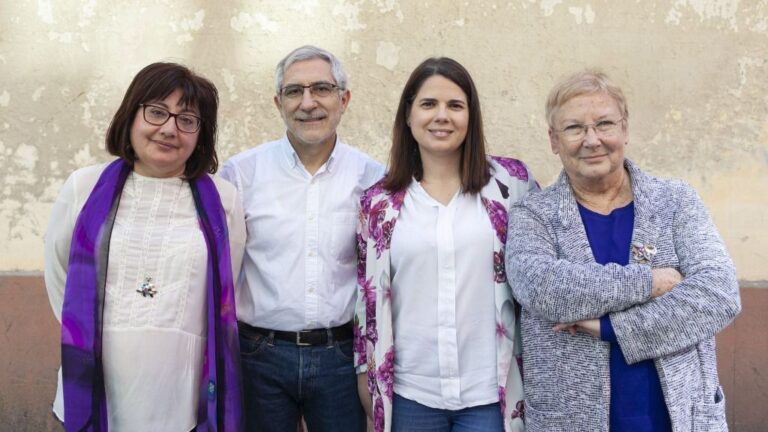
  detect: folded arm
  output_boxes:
[506,202,653,323]
[609,185,740,364]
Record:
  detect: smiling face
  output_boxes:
[274,58,350,154]
[549,92,628,187]
[407,75,469,160]
[129,88,199,178]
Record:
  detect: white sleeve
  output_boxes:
[226,188,246,285]
[43,173,79,323]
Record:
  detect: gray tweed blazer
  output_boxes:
[505,159,740,432]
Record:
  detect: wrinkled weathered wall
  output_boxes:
[1,0,766,280]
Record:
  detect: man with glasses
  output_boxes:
[220,45,384,431]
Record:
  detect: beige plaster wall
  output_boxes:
[1,1,766,280]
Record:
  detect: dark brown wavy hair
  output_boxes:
[105,62,219,179]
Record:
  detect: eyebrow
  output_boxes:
[283,80,335,87]
[416,97,467,104]
[145,101,199,115]
[560,113,617,124]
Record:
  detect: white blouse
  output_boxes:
[44,164,245,432]
[390,181,498,410]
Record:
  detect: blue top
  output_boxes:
[578,202,672,432]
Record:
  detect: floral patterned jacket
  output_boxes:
[354,156,539,432]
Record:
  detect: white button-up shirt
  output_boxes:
[220,135,384,331]
[390,181,498,410]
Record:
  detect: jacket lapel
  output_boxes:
[626,160,660,265]
[555,172,597,263]
[555,159,660,265]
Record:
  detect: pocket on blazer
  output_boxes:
[524,401,582,430]
[692,386,727,431]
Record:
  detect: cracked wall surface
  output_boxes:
[1,0,766,280]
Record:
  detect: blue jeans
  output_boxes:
[239,324,364,432]
[391,393,503,432]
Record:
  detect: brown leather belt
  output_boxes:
[239,321,353,346]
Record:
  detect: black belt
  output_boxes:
[239,321,353,346]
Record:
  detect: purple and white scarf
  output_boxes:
[60,159,243,431]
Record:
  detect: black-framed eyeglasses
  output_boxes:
[139,104,202,133]
[554,117,625,143]
[279,82,341,99]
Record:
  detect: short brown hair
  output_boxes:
[105,62,219,179]
[384,57,490,194]
[545,70,628,129]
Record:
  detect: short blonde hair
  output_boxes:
[545,70,628,129]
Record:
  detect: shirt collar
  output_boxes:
[279,133,342,174]
[410,178,462,208]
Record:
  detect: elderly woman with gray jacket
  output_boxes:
[505,70,740,432]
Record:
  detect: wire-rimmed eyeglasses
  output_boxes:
[279,82,341,99]
[553,117,625,143]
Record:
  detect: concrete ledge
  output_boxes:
[2,275,766,431]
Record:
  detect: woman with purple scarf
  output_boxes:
[44,62,245,431]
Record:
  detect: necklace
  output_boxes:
[136,276,157,297]
[572,171,632,214]
[130,173,185,299]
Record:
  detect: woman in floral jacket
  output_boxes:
[354,57,538,432]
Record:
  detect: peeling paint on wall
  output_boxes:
[230,11,279,33]
[666,0,741,29]
[289,0,320,12]
[371,0,405,22]
[37,0,55,24]
[333,2,366,30]
[568,5,596,24]
[0,1,766,280]
[731,56,767,97]
[14,144,39,172]
[77,0,97,27]
[376,41,400,71]
[47,31,73,43]
[72,145,99,168]
[170,9,206,44]
[540,0,564,16]
[220,68,238,102]
[31,87,46,102]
